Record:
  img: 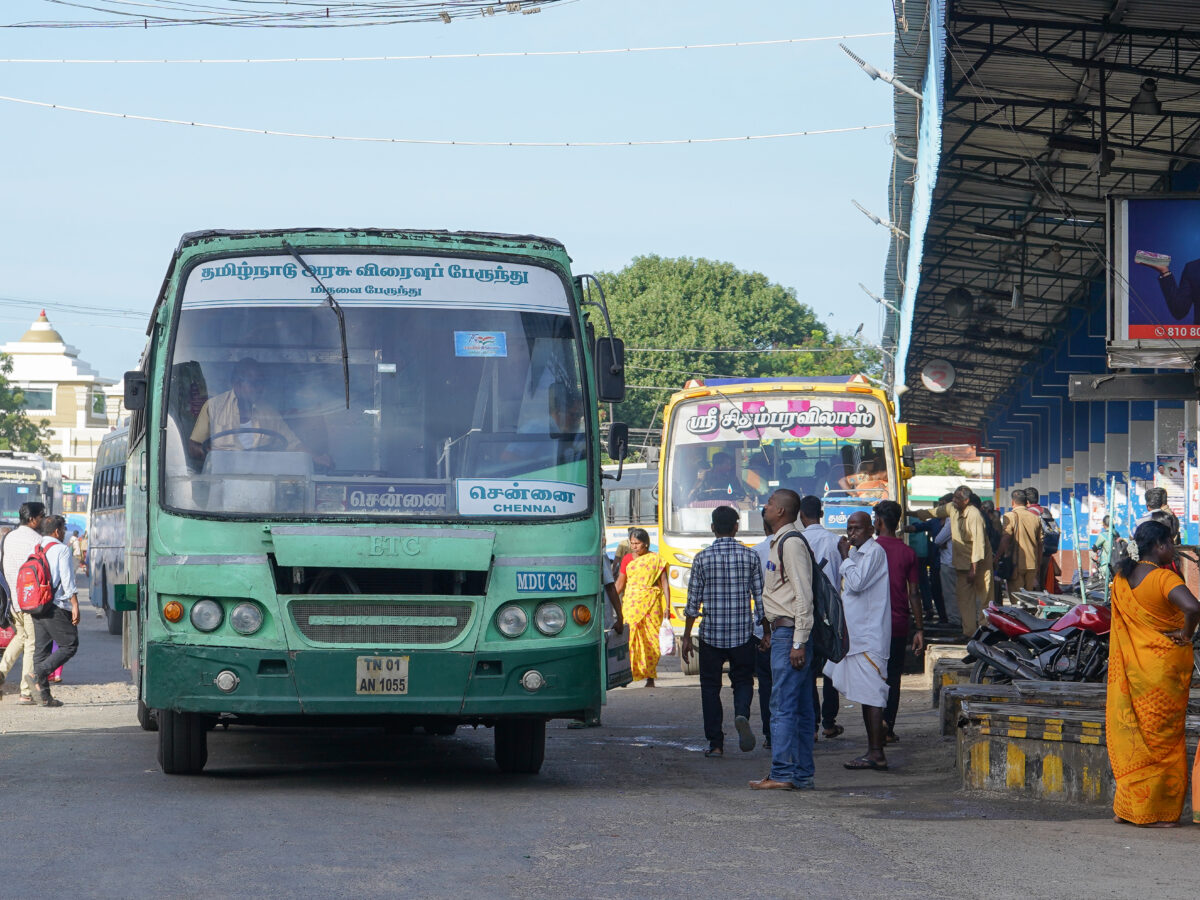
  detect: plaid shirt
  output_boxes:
[684,537,764,648]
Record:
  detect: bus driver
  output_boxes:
[187,358,332,470]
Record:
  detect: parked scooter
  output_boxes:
[967,601,1111,684]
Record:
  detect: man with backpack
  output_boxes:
[0,501,46,704]
[750,489,817,791]
[27,515,80,707]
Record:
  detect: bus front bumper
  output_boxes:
[142,641,602,719]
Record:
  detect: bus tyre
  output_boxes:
[679,651,701,677]
[137,696,158,732]
[157,709,208,775]
[494,719,545,774]
[105,607,123,636]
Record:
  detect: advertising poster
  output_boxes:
[1155,455,1187,518]
[1110,195,1200,367]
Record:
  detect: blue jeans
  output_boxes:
[768,627,816,787]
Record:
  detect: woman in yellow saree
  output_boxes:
[1106,521,1200,827]
[615,528,670,687]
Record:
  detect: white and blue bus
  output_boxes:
[88,425,129,635]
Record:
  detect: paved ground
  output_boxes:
[0,608,1195,899]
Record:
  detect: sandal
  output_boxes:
[884,732,899,744]
[822,724,845,739]
[18,695,35,705]
[843,755,888,771]
[704,747,724,758]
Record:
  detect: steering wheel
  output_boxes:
[205,427,288,452]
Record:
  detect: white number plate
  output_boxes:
[356,656,410,695]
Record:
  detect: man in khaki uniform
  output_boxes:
[998,489,1043,593]
[916,486,992,632]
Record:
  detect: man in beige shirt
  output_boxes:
[750,489,817,792]
[998,489,1043,592]
[916,486,992,633]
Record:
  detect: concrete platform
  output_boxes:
[930,654,972,708]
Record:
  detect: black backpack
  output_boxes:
[777,531,849,664]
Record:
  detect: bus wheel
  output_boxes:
[137,697,158,732]
[157,709,208,775]
[679,651,701,677]
[494,719,545,774]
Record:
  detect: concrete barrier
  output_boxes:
[931,656,973,708]
[955,683,1200,805]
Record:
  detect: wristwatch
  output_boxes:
[792,640,803,650]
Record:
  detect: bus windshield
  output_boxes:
[0,467,41,521]
[163,254,590,519]
[663,393,894,535]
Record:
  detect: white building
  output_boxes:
[1,311,124,482]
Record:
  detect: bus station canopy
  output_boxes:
[885,0,1200,435]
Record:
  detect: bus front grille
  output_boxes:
[290,602,473,645]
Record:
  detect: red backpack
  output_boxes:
[15,541,58,616]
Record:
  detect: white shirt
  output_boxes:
[38,536,78,610]
[2,525,42,610]
[839,536,891,657]
[752,537,771,639]
[935,519,953,567]
[802,522,842,591]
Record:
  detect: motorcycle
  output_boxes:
[966,601,1111,684]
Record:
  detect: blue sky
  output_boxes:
[1,1,896,381]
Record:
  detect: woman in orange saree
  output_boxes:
[1106,521,1200,827]
[615,528,670,687]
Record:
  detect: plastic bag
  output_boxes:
[658,620,676,656]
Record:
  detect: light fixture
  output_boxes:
[839,43,924,100]
[852,200,910,239]
[1011,282,1024,312]
[943,286,974,319]
[859,283,901,315]
[1130,78,1162,115]
[1040,242,1064,268]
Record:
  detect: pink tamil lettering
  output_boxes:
[787,399,811,437]
[832,400,858,437]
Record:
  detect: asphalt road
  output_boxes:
[0,614,1195,899]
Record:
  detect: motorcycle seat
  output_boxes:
[999,605,1055,632]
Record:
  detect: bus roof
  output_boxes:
[702,376,861,386]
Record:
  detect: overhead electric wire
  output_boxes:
[0,32,893,63]
[0,94,892,146]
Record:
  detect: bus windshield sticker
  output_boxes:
[182,254,570,315]
[313,483,449,514]
[515,571,578,593]
[454,331,508,358]
[456,479,588,517]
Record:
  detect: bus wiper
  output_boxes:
[283,241,350,409]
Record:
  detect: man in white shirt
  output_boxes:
[826,511,892,771]
[798,495,843,740]
[0,501,47,704]
[28,515,80,708]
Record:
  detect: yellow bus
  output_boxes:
[657,376,912,649]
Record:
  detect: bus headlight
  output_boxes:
[534,603,566,636]
[674,553,694,565]
[230,602,264,635]
[497,605,528,638]
[190,599,224,633]
[669,566,691,589]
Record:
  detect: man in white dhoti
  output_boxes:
[826,511,892,771]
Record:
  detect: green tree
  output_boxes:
[915,453,966,477]
[0,355,56,457]
[594,255,882,430]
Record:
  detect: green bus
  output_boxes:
[118,229,627,775]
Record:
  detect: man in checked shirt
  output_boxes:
[680,505,764,757]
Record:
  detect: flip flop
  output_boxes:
[704,747,724,758]
[822,724,845,739]
[884,732,899,744]
[843,755,888,771]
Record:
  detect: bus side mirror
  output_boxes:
[595,338,625,403]
[901,444,915,481]
[124,371,148,411]
[608,422,629,461]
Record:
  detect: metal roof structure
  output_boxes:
[887,0,1200,432]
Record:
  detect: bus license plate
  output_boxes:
[356,656,409,695]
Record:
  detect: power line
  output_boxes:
[627,346,878,353]
[0,94,892,146]
[0,32,892,64]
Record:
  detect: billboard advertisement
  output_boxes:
[1109,194,1200,367]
